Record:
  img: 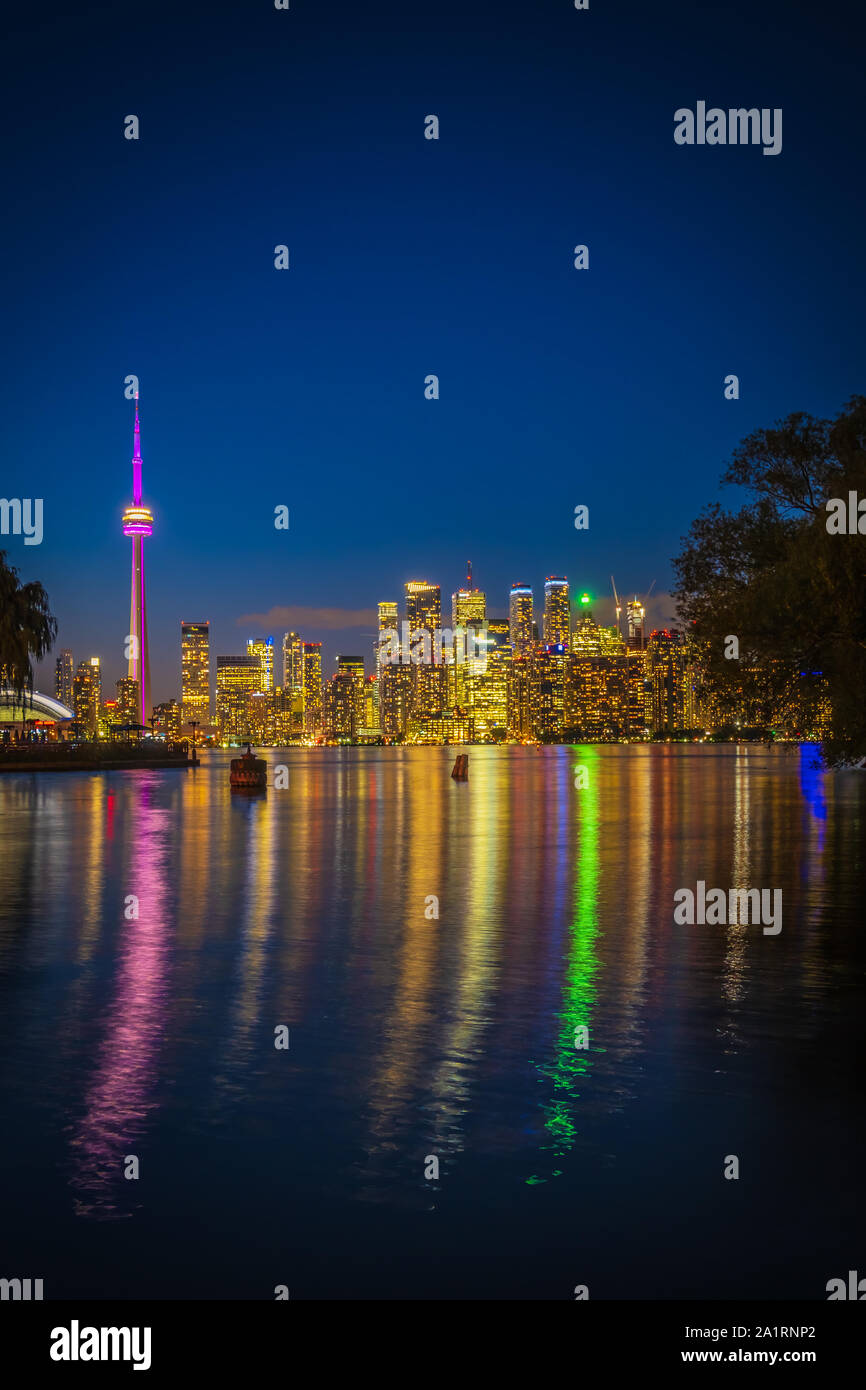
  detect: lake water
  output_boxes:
[0,745,863,1300]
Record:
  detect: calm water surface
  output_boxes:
[0,746,863,1299]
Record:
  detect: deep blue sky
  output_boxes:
[2,0,864,703]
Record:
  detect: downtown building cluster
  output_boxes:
[56,576,827,748]
[179,575,726,747]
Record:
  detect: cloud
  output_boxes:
[236,605,378,633]
[645,591,679,630]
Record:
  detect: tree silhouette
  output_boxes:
[673,396,866,766]
[0,550,58,709]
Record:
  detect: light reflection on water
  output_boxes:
[0,746,863,1297]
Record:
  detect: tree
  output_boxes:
[672,396,866,766]
[0,550,58,709]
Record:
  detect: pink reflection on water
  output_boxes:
[67,779,171,1219]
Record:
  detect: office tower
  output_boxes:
[247,636,275,693]
[680,641,701,731]
[376,603,398,672]
[646,630,684,732]
[336,655,365,733]
[379,663,412,739]
[280,631,304,739]
[452,562,486,630]
[405,580,441,633]
[55,649,74,708]
[531,643,568,739]
[152,699,182,740]
[324,668,357,741]
[543,576,570,645]
[301,642,323,739]
[509,584,533,654]
[270,685,291,745]
[627,598,646,651]
[450,567,487,715]
[116,676,140,725]
[364,675,381,734]
[181,621,210,724]
[73,657,101,735]
[405,581,444,724]
[487,618,509,645]
[247,691,277,745]
[282,631,303,691]
[572,607,601,656]
[627,648,651,735]
[216,655,261,742]
[376,605,400,738]
[121,394,154,726]
[565,642,630,740]
[100,698,121,734]
[508,654,533,739]
[472,640,510,740]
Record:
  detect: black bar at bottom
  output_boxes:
[2,1300,861,1376]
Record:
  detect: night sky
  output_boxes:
[2,0,864,703]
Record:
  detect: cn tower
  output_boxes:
[121,394,154,727]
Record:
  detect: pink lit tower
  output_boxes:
[121,393,154,727]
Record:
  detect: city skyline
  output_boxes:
[20,390,847,749]
[46,552,677,720]
[50,546,819,749]
[35,532,680,709]
[5,0,862,713]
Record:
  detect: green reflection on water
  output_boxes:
[528,746,602,1180]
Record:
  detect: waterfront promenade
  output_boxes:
[0,739,195,773]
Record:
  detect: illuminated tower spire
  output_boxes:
[122,393,154,727]
[132,392,142,504]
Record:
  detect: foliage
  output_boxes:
[0,550,58,707]
[673,397,866,765]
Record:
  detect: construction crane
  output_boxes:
[611,575,622,638]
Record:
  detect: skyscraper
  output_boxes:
[336,655,365,732]
[247,637,275,693]
[121,395,154,726]
[116,676,140,725]
[216,655,261,742]
[627,598,646,651]
[323,657,364,742]
[646,629,684,732]
[380,663,412,740]
[363,674,381,735]
[452,562,486,630]
[376,603,398,675]
[55,649,73,708]
[405,580,444,724]
[405,580,441,634]
[509,583,533,654]
[73,657,101,735]
[532,642,568,739]
[282,631,303,692]
[543,576,570,645]
[301,642,323,739]
[181,621,210,724]
[451,566,487,715]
